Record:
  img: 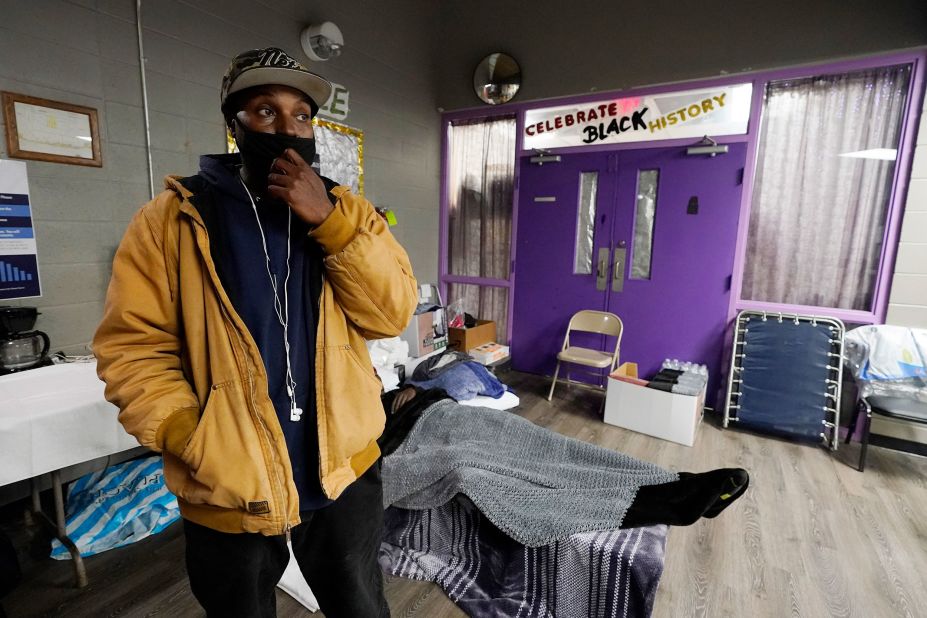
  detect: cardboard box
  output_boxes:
[448,320,496,352]
[603,363,704,447]
[470,342,510,365]
[400,308,448,358]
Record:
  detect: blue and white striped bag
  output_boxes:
[50,455,180,560]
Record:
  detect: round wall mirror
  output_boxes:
[473,53,521,105]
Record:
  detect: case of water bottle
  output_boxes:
[603,360,707,447]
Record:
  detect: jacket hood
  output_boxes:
[198,153,246,201]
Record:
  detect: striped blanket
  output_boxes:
[379,495,668,618]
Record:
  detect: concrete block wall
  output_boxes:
[886,98,927,328]
[0,0,441,352]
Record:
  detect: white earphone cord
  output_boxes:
[240,177,302,422]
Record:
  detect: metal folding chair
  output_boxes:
[547,310,623,402]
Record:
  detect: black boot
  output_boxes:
[622,468,750,528]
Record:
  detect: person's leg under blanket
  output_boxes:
[382,387,750,529]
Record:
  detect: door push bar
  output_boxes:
[596,244,627,293]
[612,246,626,293]
[596,247,609,291]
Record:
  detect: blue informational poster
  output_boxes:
[0,159,41,300]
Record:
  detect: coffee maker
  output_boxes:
[0,306,51,373]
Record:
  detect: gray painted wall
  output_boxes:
[436,0,927,110]
[0,0,441,352]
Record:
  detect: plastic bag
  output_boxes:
[844,325,927,403]
[367,337,409,391]
[50,455,180,560]
[277,539,320,611]
[446,299,466,329]
[367,337,409,367]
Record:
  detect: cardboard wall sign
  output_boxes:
[319,82,350,121]
[0,159,41,300]
[523,83,753,150]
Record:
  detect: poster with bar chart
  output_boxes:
[0,159,41,299]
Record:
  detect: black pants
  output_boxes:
[184,463,389,618]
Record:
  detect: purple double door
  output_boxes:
[511,144,748,404]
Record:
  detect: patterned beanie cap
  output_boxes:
[221,47,332,110]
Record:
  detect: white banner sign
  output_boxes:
[0,159,41,300]
[523,83,753,150]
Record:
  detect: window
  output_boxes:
[573,172,598,275]
[444,116,516,342]
[446,117,516,280]
[741,64,912,312]
[446,283,509,343]
[631,169,659,280]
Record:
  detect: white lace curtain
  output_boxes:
[741,64,911,311]
[446,116,516,340]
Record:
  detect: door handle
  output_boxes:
[596,247,610,291]
[612,247,627,293]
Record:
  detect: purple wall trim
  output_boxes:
[443,275,512,287]
[872,56,927,322]
[505,112,527,343]
[727,77,768,321]
[438,48,927,348]
[438,120,449,304]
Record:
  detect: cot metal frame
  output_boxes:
[723,310,845,450]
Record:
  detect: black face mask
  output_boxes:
[234,121,317,191]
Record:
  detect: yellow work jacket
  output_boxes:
[93,177,417,535]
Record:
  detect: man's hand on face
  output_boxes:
[267,148,335,226]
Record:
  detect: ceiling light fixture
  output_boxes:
[300,22,344,62]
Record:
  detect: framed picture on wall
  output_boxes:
[1,92,102,167]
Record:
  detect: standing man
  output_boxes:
[93,48,417,617]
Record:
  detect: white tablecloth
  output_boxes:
[0,362,138,486]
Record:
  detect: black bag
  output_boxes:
[0,529,21,599]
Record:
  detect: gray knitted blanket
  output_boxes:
[382,399,678,547]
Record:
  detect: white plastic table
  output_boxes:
[0,361,139,587]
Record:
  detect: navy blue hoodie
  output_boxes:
[194,154,333,511]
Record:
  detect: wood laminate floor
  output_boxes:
[4,370,927,617]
